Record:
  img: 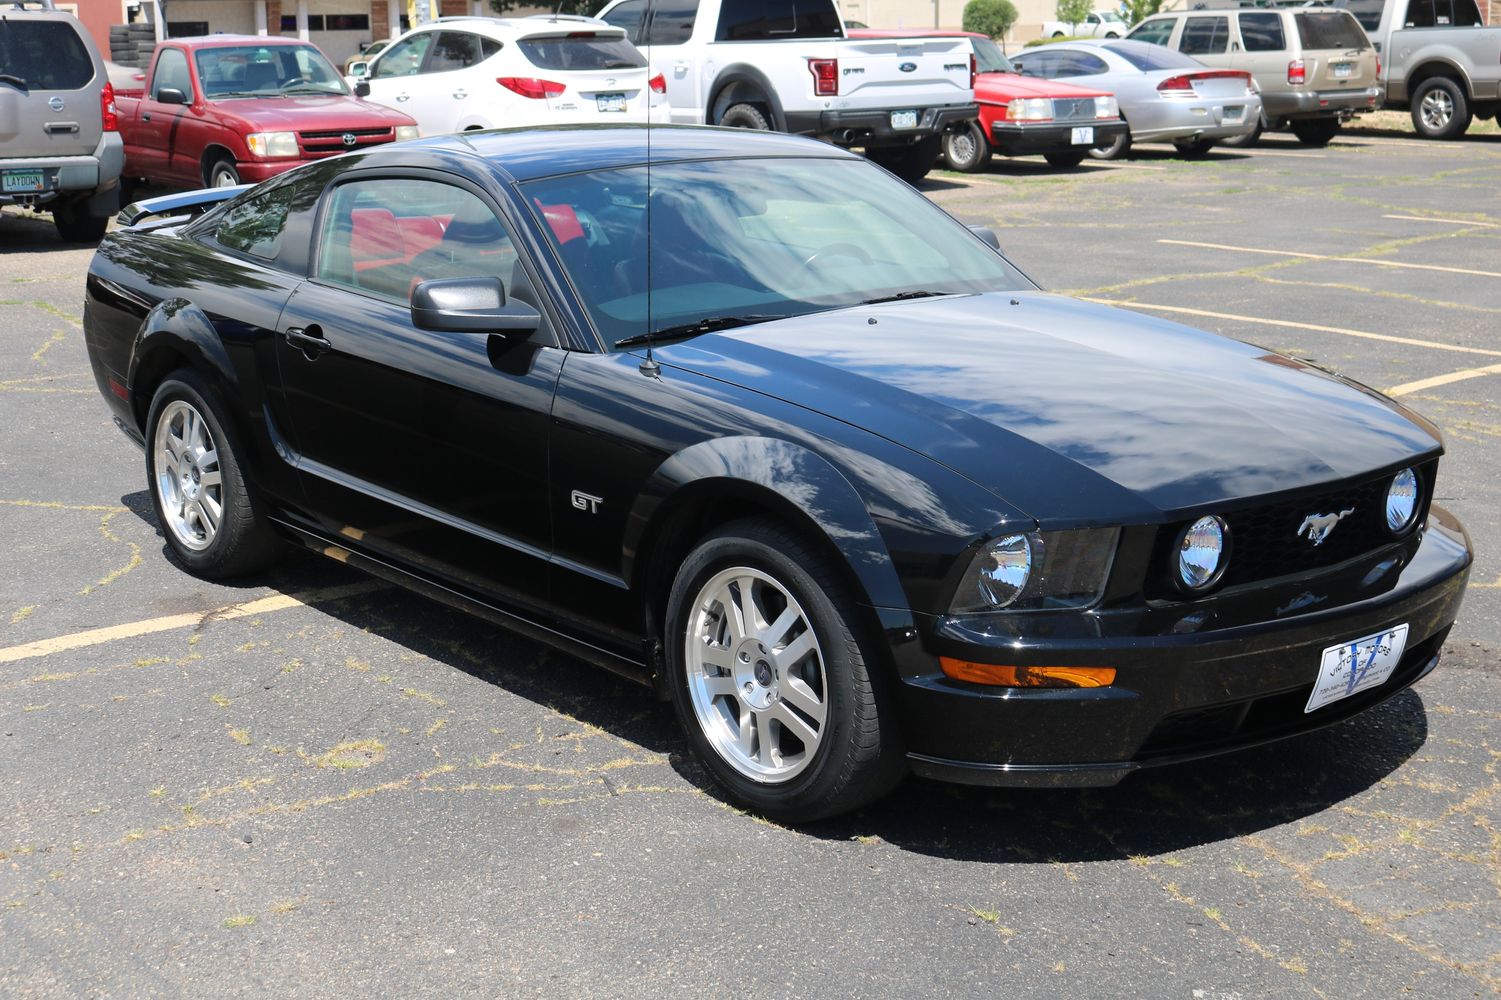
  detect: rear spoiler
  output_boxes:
[117,185,251,228]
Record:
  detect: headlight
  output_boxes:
[1177,515,1228,592]
[1006,98,1053,122]
[950,527,1118,614]
[245,131,299,158]
[1094,96,1118,119]
[394,124,421,142]
[1386,468,1419,533]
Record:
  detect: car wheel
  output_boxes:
[941,122,992,172]
[1052,31,1065,38]
[52,199,110,243]
[1409,77,1471,140]
[717,103,771,130]
[1172,137,1217,158]
[866,136,941,184]
[1289,118,1340,147]
[1218,118,1263,148]
[665,518,904,822]
[207,158,242,188]
[145,372,281,578]
[1088,125,1131,160]
[1043,149,1087,168]
[1105,32,1119,38]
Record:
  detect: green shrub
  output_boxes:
[963,0,1019,39]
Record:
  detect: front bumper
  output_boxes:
[893,505,1471,787]
[986,119,1130,156]
[1264,86,1381,120]
[784,103,978,147]
[234,159,308,183]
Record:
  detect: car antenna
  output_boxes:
[640,165,660,378]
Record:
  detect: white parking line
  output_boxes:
[0,581,384,665]
[1156,239,1501,278]
[1383,214,1500,230]
[1386,363,1501,397]
[1083,298,1501,358]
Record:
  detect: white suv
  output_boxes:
[349,15,670,136]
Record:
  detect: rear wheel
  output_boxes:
[1289,117,1340,147]
[866,136,941,184]
[206,157,241,188]
[1172,137,1217,158]
[1088,124,1131,160]
[1410,77,1471,140]
[1219,118,1263,148]
[52,199,110,243]
[941,122,992,173]
[665,518,903,822]
[1043,149,1087,168]
[717,103,771,130]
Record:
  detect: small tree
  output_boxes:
[1056,0,1094,32]
[490,0,606,15]
[1123,0,1164,26]
[962,0,1019,41]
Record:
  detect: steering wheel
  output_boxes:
[278,76,313,90]
[802,243,874,269]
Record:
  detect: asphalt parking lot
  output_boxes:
[2,124,1499,998]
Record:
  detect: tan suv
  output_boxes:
[0,0,125,241]
[1128,3,1380,146]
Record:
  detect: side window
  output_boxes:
[602,0,648,44]
[1015,51,1061,77]
[371,32,434,78]
[716,0,841,40]
[1086,13,1099,25]
[1179,16,1229,55]
[1453,0,1484,26]
[428,32,492,73]
[1238,12,1286,51]
[1059,52,1109,76]
[644,0,698,46]
[152,48,191,100]
[316,179,520,304]
[214,184,299,260]
[1127,19,1175,47]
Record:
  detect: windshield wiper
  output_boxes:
[859,290,951,305]
[281,85,344,95]
[614,314,787,349]
[0,73,30,90]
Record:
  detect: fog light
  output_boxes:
[1386,468,1419,533]
[1177,515,1228,592]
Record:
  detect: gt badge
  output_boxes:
[570,490,603,514]
[1297,508,1354,547]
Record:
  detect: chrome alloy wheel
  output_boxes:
[685,566,829,783]
[947,129,979,168]
[154,399,223,551]
[1420,89,1454,131]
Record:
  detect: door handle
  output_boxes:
[395,93,410,102]
[142,112,152,121]
[673,62,689,76]
[452,90,467,99]
[284,325,331,360]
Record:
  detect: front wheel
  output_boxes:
[1173,137,1217,158]
[665,519,903,822]
[1289,118,1340,147]
[1043,149,1087,168]
[1410,77,1471,140]
[207,157,241,188]
[1219,118,1264,148]
[1088,126,1131,160]
[717,103,771,130]
[941,122,992,173]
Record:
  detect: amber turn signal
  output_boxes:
[940,658,1116,689]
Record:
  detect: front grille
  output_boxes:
[1153,462,1435,593]
[298,127,395,155]
[1051,98,1098,122]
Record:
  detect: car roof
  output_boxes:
[392,124,860,183]
[397,15,626,38]
[160,34,324,48]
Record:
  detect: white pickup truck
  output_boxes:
[1042,9,1131,38]
[595,0,978,182]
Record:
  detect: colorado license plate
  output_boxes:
[596,93,626,112]
[1333,62,1353,78]
[1,170,46,193]
[1071,126,1094,145]
[890,110,919,129]
[1305,623,1408,713]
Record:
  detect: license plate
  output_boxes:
[596,93,626,112]
[1071,126,1094,145]
[890,110,919,129]
[1222,104,1245,124]
[1305,624,1409,713]
[1,170,46,193]
[1333,62,1353,78]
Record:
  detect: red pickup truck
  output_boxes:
[116,34,419,190]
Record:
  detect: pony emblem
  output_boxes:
[1297,508,1355,546]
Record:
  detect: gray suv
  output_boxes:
[0,0,125,241]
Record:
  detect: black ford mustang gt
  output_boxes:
[83,125,1470,821]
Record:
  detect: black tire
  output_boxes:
[1289,117,1340,147]
[1219,118,1263,148]
[206,157,241,188]
[866,135,941,184]
[1052,31,1065,38]
[1088,124,1131,160]
[665,518,904,822]
[1043,149,1087,168]
[1409,77,1471,140]
[940,121,992,173]
[144,371,282,578]
[52,200,109,243]
[717,103,771,130]
[1172,137,1217,158]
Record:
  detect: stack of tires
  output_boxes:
[108,23,158,68]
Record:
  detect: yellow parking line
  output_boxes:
[1386,363,1501,397]
[1083,298,1501,358]
[1157,239,1501,278]
[0,581,384,664]
[1384,214,1499,229]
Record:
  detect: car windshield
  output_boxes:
[0,20,95,90]
[972,37,1016,74]
[195,45,348,97]
[523,157,1031,349]
[1104,40,1204,72]
[1294,12,1370,50]
[1099,11,1126,22]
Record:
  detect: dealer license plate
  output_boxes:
[596,93,626,112]
[1,170,46,193]
[1305,623,1408,713]
[1333,62,1353,78]
[890,110,919,129]
[1071,126,1094,145]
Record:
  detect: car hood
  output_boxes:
[653,293,1441,524]
[207,94,414,129]
[976,71,1110,102]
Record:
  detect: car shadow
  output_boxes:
[0,206,99,253]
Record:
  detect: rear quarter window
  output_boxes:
[715,0,842,41]
[1295,12,1371,48]
[517,35,645,71]
[214,185,299,261]
[0,20,95,90]
[1238,13,1286,52]
[1179,16,1230,56]
[1103,42,1202,72]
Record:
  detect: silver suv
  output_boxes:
[0,0,125,241]
[1128,3,1381,146]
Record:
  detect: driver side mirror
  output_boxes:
[967,225,1002,254]
[156,87,188,106]
[411,277,540,336]
[353,80,371,98]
